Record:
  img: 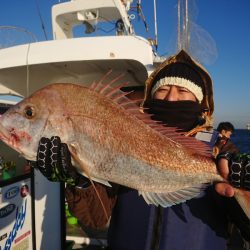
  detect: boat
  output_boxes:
[0,0,159,97]
[0,1,160,249]
[247,123,250,130]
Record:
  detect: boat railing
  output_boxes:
[0,26,37,49]
[52,0,134,40]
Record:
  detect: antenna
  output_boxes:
[35,0,48,40]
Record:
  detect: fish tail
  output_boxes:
[234,188,250,220]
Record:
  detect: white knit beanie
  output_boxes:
[151,76,203,103]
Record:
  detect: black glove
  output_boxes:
[217,152,250,191]
[36,136,90,188]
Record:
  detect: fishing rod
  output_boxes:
[136,0,158,50]
[136,0,148,32]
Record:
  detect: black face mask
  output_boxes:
[145,99,204,132]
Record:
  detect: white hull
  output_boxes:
[0,35,155,97]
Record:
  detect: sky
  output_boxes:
[1,0,250,128]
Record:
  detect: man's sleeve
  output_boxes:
[65,183,118,230]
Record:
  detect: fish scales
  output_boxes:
[1,83,219,190]
[45,84,221,192]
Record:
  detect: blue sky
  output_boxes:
[1,0,250,128]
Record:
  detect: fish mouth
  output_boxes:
[0,122,11,142]
[0,123,36,161]
[0,123,21,154]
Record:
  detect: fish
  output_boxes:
[0,75,249,219]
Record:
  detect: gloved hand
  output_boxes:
[217,152,250,191]
[36,136,90,188]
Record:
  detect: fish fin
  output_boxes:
[92,178,112,187]
[92,71,128,98]
[135,112,212,157]
[234,189,250,220]
[91,73,211,157]
[68,143,109,221]
[146,125,212,157]
[69,143,111,187]
[81,173,112,187]
[92,69,113,91]
[139,184,207,207]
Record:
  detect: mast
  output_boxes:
[153,0,158,49]
[177,0,190,52]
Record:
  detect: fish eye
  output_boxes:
[24,106,35,119]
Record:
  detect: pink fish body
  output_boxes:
[0,81,249,215]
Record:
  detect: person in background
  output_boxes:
[213,121,239,157]
[36,50,250,250]
[214,122,250,250]
[217,122,235,139]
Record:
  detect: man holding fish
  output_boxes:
[0,50,249,249]
[36,50,250,249]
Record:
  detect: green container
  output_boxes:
[67,216,78,225]
[65,203,78,225]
